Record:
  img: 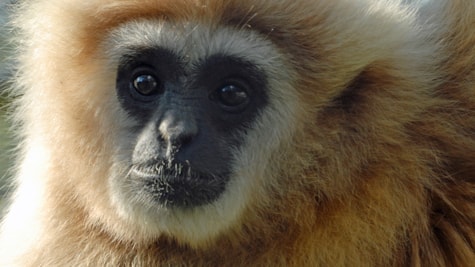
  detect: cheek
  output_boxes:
[73,63,142,214]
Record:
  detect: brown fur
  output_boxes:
[1,0,474,266]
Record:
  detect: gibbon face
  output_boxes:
[9,1,474,265]
[105,21,299,243]
[9,0,426,248]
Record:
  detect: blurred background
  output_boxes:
[0,1,15,213]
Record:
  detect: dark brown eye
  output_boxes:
[216,84,249,108]
[132,73,160,96]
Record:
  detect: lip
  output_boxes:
[129,162,229,208]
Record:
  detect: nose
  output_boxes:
[158,110,198,152]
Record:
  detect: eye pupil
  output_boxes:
[217,85,249,107]
[133,74,159,96]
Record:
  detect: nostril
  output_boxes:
[167,131,195,148]
[165,131,197,160]
[161,124,198,148]
[158,111,198,149]
[179,134,194,147]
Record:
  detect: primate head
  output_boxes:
[10,0,429,248]
[105,22,300,244]
[8,4,472,266]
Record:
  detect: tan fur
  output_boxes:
[1,0,474,266]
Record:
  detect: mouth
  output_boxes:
[129,161,229,208]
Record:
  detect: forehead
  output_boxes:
[105,19,280,67]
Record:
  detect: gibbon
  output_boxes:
[1,0,474,266]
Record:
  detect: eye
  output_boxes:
[133,74,158,95]
[130,67,162,97]
[213,83,250,111]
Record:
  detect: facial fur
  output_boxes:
[105,21,299,244]
[1,0,474,266]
